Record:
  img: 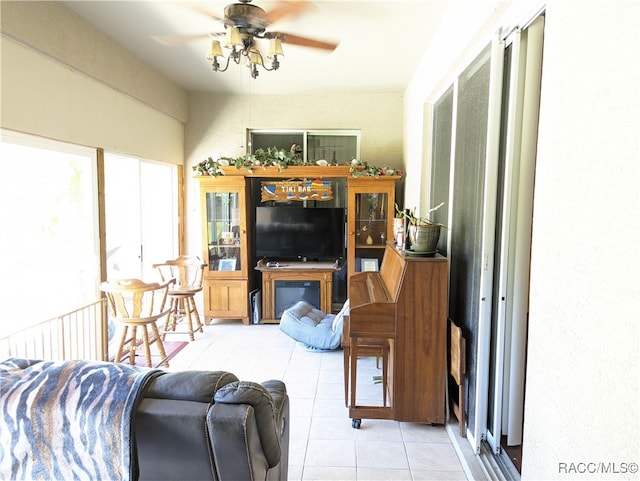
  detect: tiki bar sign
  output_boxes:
[261,179,333,202]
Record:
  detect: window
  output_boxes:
[249,129,360,164]
[0,130,99,332]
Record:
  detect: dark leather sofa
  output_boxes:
[136,369,289,481]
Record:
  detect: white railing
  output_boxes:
[0,299,109,362]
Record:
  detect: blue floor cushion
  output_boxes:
[279,300,349,351]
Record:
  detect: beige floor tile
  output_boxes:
[302,466,357,480]
[288,440,307,466]
[289,398,315,417]
[304,439,356,467]
[410,469,468,480]
[309,416,357,440]
[355,419,403,442]
[285,381,318,399]
[405,442,463,472]
[355,440,409,469]
[320,354,344,368]
[288,464,303,481]
[284,369,320,384]
[400,423,451,443]
[356,467,413,480]
[315,381,345,400]
[312,398,350,417]
[290,416,312,440]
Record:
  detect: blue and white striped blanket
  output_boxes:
[0,357,160,481]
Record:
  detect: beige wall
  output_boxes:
[0,2,186,163]
[523,1,640,478]
[183,91,404,252]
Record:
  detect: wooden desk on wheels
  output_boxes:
[346,244,448,427]
[256,261,339,324]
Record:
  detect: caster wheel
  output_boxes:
[352,418,361,429]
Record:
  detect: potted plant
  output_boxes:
[394,202,445,253]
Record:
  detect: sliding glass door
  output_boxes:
[104,153,178,282]
[428,16,544,471]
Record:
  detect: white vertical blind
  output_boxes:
[506,15,545,445]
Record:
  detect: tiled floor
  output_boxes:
[166,319,480,481]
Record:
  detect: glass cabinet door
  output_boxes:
[354,191,389,251]
[206,191,243,273]
[347,177,398,280]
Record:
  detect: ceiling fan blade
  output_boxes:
[151,33,213,46]
[179,3,226,23]
[264,1,313,24]
[271,32,338,51]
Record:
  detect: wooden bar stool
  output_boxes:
[152,256,207,341]
[342,315,390,408]
[101,278,174,367]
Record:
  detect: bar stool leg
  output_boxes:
[115,325,129,364]
[162,298,179,340]
[141,326,152,367]
[128,325,138,365]
[178,297,194,341]
[150,321,169,367]
[188,296,204,334]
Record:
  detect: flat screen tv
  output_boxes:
[255,206,345,261]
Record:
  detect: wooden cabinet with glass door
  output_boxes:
[198,176,251,324]
[346,176,400,280]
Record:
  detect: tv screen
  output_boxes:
[255,207,345,261]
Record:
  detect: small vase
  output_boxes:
[393,218,404,244]
[366,235,373,245]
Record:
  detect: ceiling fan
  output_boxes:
[152,0,338,78]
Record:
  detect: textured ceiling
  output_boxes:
[62,1,451,95]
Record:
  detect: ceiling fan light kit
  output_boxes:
[207,26,283,79]
[157,0,337,80]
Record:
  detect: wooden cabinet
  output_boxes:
[346,177,399,280]
[198,176,251,324]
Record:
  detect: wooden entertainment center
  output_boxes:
[197,166,400,324]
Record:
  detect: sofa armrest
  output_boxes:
[213,380,287,467]
[207,403,268,480]
[210,380,289,480]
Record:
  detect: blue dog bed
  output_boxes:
[279,300,349,351]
